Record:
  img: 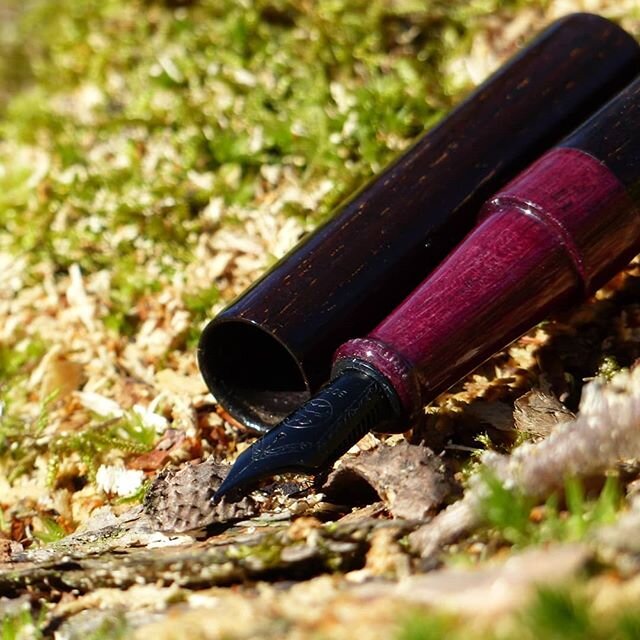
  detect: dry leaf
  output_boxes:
[513,389,574,437]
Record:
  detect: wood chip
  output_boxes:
[38,347,85,401]
[322,442,453,520]
[155,369,208,396]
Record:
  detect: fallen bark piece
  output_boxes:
[411,369,640,558]
[356,544,589,617]
[408,497,480,561]
[513,388,574,437]
[0,524,365,596]
[11,507,194,566]
[143,458,260,532]
[322,442,452,520]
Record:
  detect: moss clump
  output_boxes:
[479,473,622,549]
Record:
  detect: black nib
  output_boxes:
[214,368,400,500]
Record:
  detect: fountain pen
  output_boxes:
[215,75,640,501]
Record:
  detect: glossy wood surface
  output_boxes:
[335,78,640,422]
[199,14,640,431]
[562,75,640,201]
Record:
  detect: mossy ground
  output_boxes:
[2,0,640,638]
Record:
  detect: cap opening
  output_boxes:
[197,319,310,432]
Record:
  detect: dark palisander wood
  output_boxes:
[561,79,640,201]
[198,13,640,432]
[335,77,640,425]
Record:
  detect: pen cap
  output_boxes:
[198,13,640,433]
[336,76,640,425]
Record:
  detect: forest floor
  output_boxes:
[2,1,640,638]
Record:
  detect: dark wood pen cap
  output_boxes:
[198,13,640,433]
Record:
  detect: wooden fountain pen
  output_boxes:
[214,76,640,501]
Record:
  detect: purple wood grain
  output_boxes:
[335,147,640,422]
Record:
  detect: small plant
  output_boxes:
[517,585,640,640]
[33,515,67,544]
[596,355,621,381]
[520,587,592,640]
[395,586,640,640]
[48,412,157,484]
[479,472,622,548]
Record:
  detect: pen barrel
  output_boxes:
[198,14,640,432]
[335,79,640,425]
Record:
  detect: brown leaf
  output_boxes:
[513,389,574,437]
[322,442,453,520]
[10,517,30,544]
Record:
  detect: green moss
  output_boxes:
[1,606,44,640]
[227,535,283,568]
[49,411,157,483]
[396,610,459,640]
[0,0,535,321]
[0,337,50,480]
[33,516,68,544]
[478,472,623,548]
[395,585,640,640]
[596,356,622,381]
[1,392,156,488]
[0,336,47,380]
[183,284,221,347]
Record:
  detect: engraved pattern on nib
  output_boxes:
[143,458,259,533]
[263,372,392,464]
[214,369,400,499]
